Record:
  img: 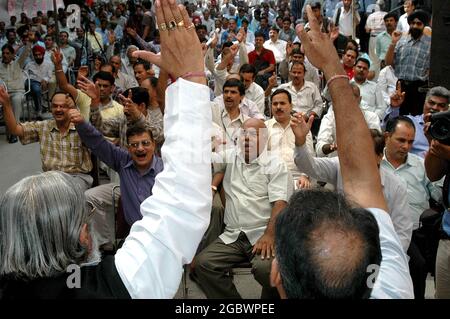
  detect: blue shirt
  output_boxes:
[394,34,431,81]
[382,107,429,158]
[76,121,163,225]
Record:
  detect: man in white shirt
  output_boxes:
[24,45,54,119]
[239,63,266,114]
[201,9,215,34]
[365,1,387,77]
[265,88,315,189]
[397,0,416,34]
[351,57,386,119]
[271,6,413,299]
[263,26,287,65]
[195,118,292,298]
[278,61,323,118]
[333,0,361,38]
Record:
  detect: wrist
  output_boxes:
[211,185,218,192]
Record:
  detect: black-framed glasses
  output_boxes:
[128,140,153,148]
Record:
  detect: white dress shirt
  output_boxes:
[351,79,387,120]
[377,66,398,106]
[263,39,287,64]
[397,13,410,34]
[316,106,381,157]
[114,79,212,298]
[24,60,54,83]
[278,81,324,116]
[245,82,265,114]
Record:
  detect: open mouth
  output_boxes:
[136,153,146,159]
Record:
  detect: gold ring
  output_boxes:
[168,20,177,30]
[186,24,195,30]
[177,20,185,28]
[159,23,167,31]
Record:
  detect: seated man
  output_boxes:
[316,83,381,157]
[23,45,53,120]
[0,89,93,191]
[195,118,293,299]
[0,36,32,143]
[248,32,275,90]
[70,107,163,252]
[270,5,413,299]
[265,88,315,189]
[239,64,265,114]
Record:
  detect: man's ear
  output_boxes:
[79,223,91,251]
[270,258,288,299]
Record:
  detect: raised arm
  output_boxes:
[52,49,78,101]
[298,6,386,211]
[0,87,24,138]
[113,1,211,298]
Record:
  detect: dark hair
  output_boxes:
[270,26,279,32]
[126,124,154,144]
[239,63,256,77]
[100,62,116,74]
[407,9,430,26]
[123,86,150,107]
[59,31,69,37]
[1,43,14,54]
[291,48,304,56]
[133,59,151,70]
[383,12,398,22]
[369,129,385,156]
[344,47,359,57]
[254,31,265,39]
[223,78,245,96]
[93,71,115,86]
[356,57,371,69]
[271,88,292,104]
[51,91,75,104]
[385,116,416,134]
[196,24,207,31]
[283,17,291,23]
[290,61,306,73]
[275,189,381,299]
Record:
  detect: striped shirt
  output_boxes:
[19,119,92,174]
[394,34,431,82]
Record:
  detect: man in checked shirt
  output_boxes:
[0,88,93,191]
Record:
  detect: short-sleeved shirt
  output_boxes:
[19,119,92,174]
[248,48,275,73]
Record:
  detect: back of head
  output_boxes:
[0,172,90,280]
[275,189,381,299]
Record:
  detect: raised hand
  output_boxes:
[391,30,402,44]
[290,112,315,147]
[126,27,137,38]
[132,0,204,84]
[295,5,341,75]
[108,30,116,44]
[235,27,245,43]
[51,48,63,65]
[77,75,100,101]
[68,108,84,125]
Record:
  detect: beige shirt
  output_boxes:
[213,148,292,245]
[278,81,324,116]
[245,82,265,114]
[265,118,315,179]
[0,44,30,92]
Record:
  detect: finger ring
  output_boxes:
[186,24,195,30]
[159,23,167,31]
[168,20,177,30]
[177,20,185,28]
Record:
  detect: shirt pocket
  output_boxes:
[247,175,269,197]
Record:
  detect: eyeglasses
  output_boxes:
[128,140,153,148]
[427,99,448,108]
[86,200,96,220]
[51,104,70,109]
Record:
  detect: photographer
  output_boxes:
[425,110,450,299]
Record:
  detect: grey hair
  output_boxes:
[0,171,91,280]
[126,45,138,54]
[426,86,450,103]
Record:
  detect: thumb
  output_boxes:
[133,50,161,67]
[308,114,315,129]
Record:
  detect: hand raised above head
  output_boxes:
[132,0,205,84]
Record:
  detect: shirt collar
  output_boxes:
[124,155,159,175]
[48,119,76,132]
[382,148,416,169]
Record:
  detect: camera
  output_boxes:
[429,110,450,145]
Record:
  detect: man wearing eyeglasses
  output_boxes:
[0,89,93,191]
[382,86,449,158]
[68,107,163,253]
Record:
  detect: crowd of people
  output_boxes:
[0,0,449,300]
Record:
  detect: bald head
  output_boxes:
[240,119,267,163]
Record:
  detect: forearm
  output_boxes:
[425,151,448,182]
[2,101,23,137]
[325,63,387,210]
[384,43,395,66]
[238,42,248,66]
[266,200,287,235]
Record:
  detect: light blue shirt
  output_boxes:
[376,31,392,61]
[381,150,442,230]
